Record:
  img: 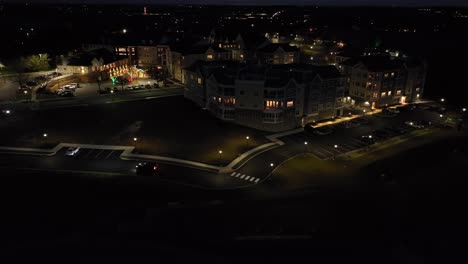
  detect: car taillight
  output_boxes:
[153,166,158,171]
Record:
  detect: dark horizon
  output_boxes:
[2,0,468,7]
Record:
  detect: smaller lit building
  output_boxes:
[57,48,129,81]
[257,43,299,65]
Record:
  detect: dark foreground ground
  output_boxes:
[1,133,467,263]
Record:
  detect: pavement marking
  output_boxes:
[240,174,246,179]
[249,177,256,182]
[255,178,260,183]
[82,149,95,158]
[231,172,236,176]
[94,149,105,159]
[105,150,115,159]
[244,176,251,181]
[235,173,241,177]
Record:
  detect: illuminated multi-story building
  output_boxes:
[184,61,344,132]
[338,55,426,108]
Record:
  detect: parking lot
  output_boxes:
[279,106,443,160]
[57,148,123,161]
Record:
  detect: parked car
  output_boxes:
[136,162,159,176]
[360,135,376,145]
[69,83,80,88]
[404,121,425,129]
[397,105,416,112]
[372,129,393,140]
[58,90,74,97]
[65,147,80,156]
[342,120,361,128]
[313,126,334,135]
[145,84,152,89]
[138,84,145,89]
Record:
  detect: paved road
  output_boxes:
[0,105,445,189]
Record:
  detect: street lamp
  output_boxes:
[463,108,466,112]
[245,136,250,148]
[440,114,444,118]
[270,163,274,167]
[440,98,445,102]
[122,28,127,34]
[133,137,138,147]
[43,133,47,138]
[4,110,10,114]
[304,141,308,153]
[219,150,223,162]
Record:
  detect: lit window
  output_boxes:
[266,100,280,108]
[415,88,420,92]
[396,90,401,95]
[388,91,392,96]
[287,101,294,107]
[372,92,378,98]
[207,54,213,60]
[218,97,222,103]
[384,73,389,78]
[391,72,395,77]
[197,78,202,84]
[240,54,244,58]
[381,92,386,97]
[218,43,222,48]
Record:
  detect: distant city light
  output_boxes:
[304,141,308,145]
[122,28,127,34]
[270,163,274,167]
[440,98,445,102]
[133,137,138,141]
[334,145,338,148]
[246,136,249,140]
[219,150,222,154]
[463,108,466,112]
[43,133,47,138]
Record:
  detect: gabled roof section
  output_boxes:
[66,48,124,66]
[258,43,299,53]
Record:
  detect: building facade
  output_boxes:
[257,43,300,65]
[184,62,344,132]
[339,55,426,108]
[57,48,129,81]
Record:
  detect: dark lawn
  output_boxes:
[0,96,270,164]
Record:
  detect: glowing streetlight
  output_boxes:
[110,90,114,94]
[246,136,249,140]
[5,110,10,114]
[440,98,445,102]
[122,28,127,34]
[270,163,274,167]
[43,133,47,138]
[133,137,138,142]
[304,141,308,145]
[334,144,338,148]
[463,108,466,112]
[439,114,443,118]
[218,150,223,162]
[23,90,28,95]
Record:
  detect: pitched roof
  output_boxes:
[66,48,123,66]
[258,43,299,53]
[340,55,405,71]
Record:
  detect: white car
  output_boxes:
[404,121,424,129]
[65,147,80,156]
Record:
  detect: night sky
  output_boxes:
[4,0,468,6]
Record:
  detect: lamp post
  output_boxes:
[270,163,274,168]
[304,141,308,153]
[219,150,223,163]
[42,133,48,144]
[133,137,138,147]
[333,144,338,160]
[245,136,250,148]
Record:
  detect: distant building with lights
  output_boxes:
[338,55,426,108]
[184,61,344,132]
[57,48,129,81]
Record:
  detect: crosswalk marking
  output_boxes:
[255,178,260,183]
[235,173,241,177]
[249,177,255,182]
[240,174,246,179]
[231,172,236,176]
[244,176,251,181]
